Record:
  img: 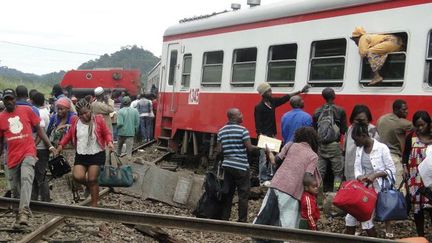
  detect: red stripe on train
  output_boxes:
[163,0,432,42]
[155,92,431,139]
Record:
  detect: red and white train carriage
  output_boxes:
[155,0,432,153]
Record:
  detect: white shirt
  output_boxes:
[354,139,396,190]
[131,99,140,109]
[36,106,51,149]
[76,120,102,155]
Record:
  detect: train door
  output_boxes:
[156,43,180,147]
[166,44,181,113]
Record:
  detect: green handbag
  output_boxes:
[98,152,133,187]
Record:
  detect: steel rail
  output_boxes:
[17,188,110,243]
[119,139,156,158]
[0,198,397,243]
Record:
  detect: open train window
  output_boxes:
[308,38,346,87]
[201,51,223,86]
[267,44,297,87]
[426,31,432,86]
[168,50,178,86]
[231,47,257,86]
[181,54,192,89]
[360,32,407,87]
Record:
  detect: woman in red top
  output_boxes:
[402,111,432,236]
[57,99,114,207]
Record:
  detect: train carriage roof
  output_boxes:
[163,0,388,37]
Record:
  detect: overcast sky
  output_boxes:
[0,0,281,75]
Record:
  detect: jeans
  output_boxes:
[221,167,250,222]
[112,123,118,141]
[117,136,134,159]
[259,149,275,183]
[140,116,153,142]
[9,156,36,210]
[31,149,51,201]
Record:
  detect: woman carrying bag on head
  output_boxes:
[57,99,114,207]
[345,123,396,238]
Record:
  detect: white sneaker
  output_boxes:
[260,181,271,187]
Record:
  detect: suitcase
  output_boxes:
[333,180,377,222]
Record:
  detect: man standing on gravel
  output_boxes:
[254,83,309,186]
[0,89,57,227]
[116,96,140,161]
[217,108,258,222]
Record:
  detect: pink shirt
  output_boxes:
[271,142,321,200]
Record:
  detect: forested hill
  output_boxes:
[78,45,160,81]
[0,45,160,92]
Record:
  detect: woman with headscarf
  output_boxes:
[57,98,114,207]
[351,26,403,85]
[47,97,75,147]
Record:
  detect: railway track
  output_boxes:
[0,198,397,243]
[0,141,163,243]
[18,188,110,243]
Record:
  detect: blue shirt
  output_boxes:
[16,100,40,117]
[281,108,312,144]
[217,123,250,171]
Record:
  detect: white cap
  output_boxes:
[94,87,104,96]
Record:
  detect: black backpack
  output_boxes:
[193,171,223,219]
[317,104,340,143]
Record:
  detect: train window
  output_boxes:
[231,47,257,86]
[308,39,346,87]
[168,50,178,86]
[181,54,192,88]
[267,44,297,87]
[201,51,224,86]
[360,32,407,87]
[427,31,432,86]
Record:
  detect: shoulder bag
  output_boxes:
[98,152,134,187]
[375,171,408,221]
[48,155,71,179]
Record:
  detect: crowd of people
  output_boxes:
[0,80,430,240]
[216,82,432,240]
[0,84,157,226]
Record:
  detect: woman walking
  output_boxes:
[344,104,379,181]
[402,111,432,236]
[344,123,396,237]
[57,99,114,207]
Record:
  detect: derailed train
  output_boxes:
[151,0,432,156]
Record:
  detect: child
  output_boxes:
[300,172,320,230]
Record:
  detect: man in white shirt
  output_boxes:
[31,92,51,201]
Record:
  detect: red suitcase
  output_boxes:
[333,180,377,222]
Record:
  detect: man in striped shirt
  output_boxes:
[217,108,257,222]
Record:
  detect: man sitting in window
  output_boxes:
[351,26,403,85]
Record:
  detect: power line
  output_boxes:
[0,40,102,56]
